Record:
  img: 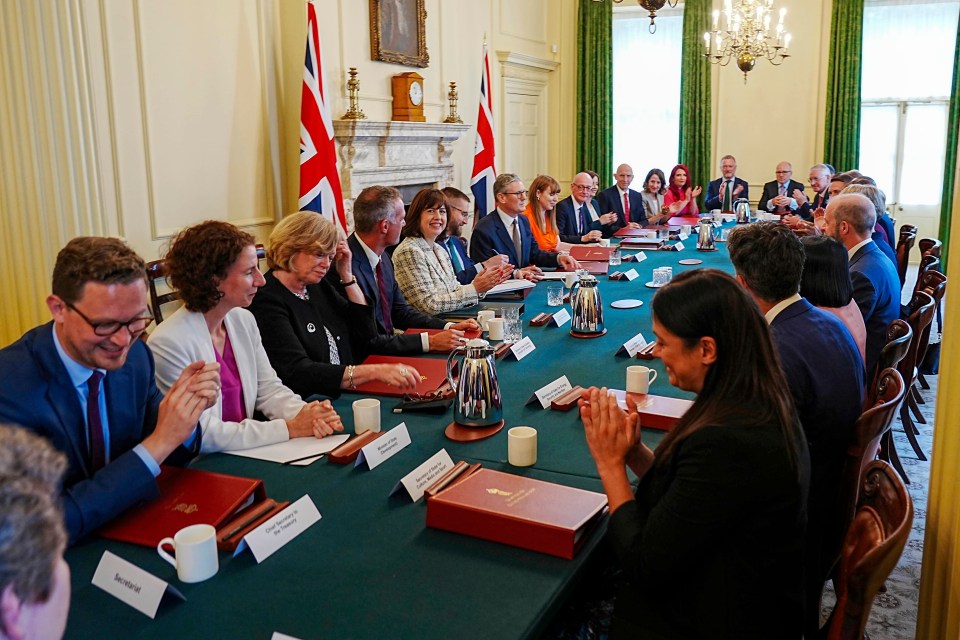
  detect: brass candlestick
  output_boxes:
[342,67,366,120]
[442,82,463,124]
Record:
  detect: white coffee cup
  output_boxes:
[681,224,692,236]
[626,365,658,395]
[508,426,537,467]
[598,238,610,247]
[352,398,381,434]
[157,524,219,583]
[564,271,577,288]
[486,317,505,341]
[477,309,496,330]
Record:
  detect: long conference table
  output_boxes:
[64,230,736,640]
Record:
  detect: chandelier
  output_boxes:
[703,0,791,82]
[592,0,679,34]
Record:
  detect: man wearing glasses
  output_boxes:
[758,161,805,214]
[0,237,220,544]
[555,172,609,244]
[441,187,508,285]
[470,173,579,280]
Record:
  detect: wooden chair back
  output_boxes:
[898,291,935,387]
[912,255,940,294]
[918,237,942,260]
[825,460,912,640]
[895,227,917,288]
[915,270,946,367]
[869,320,911,404]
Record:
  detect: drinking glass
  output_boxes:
[608,249,621,266]
[502,306,522,342]
[546,285,564,307]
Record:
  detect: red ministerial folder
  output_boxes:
[403,328,482,341]
[614,227,654,237]
[626,392,694,431]
[667,215,700,226]
[568,246,613,262]
[99,466,267,548]
[426,468,608,559]
[349,355,449,398]
[578,261,609,275]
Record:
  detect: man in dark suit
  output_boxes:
[0,237,218,544]
[758,161,806,214]
[824,193,901,377]
[343,185,476,355]
[704,155,749,212]
[554,172,611,244]
[597,164,647,231]
[728,222,864,634]
[440,187,507,285]
[792,163,832,221]
[470,173,579,279]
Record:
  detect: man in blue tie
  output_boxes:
[440,187,508,285]
[758,161,805,214]
[555,172,607,244]
[0,237,220,544]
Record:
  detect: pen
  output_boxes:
[282,452,326,465]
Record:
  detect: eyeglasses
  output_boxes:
[503,191,527,197]
[775,170,792,174]
[572,184,593,191]
[66,301,154,337]
[424,207,447,217]
[447,204,473,218]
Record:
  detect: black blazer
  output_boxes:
[597,185,647,229]
[758,179,806,212]
[607,421,808,638]
[554,196,604,243]
[248,271,380,399]
[705,177,750,211]
[797,190,829,220]
[340,234,445,355]
[0,323,199,543]
[469,211,559,269]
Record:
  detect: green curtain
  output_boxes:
[576,0,613,181]
[938,15,960,269]
[823,0,864,171]
[678,0,711,209]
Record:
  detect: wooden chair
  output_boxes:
[918,237,942,260]
[821,460,912,640]
[911,254,940,296]
[894,226,917,290]
[868,320,911,404]
[888,291,935,481]
[146,244,267,324]
[915,270,946,392]
[810,369,905,639]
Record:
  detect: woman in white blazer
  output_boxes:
[393,188,511,316]
[148,221,343,452]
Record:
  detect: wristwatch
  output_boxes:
[341,276,358,286]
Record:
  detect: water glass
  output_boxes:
[657,227,670,240]
[546,285,564,307]
[502,306,522,342]
[608,249,621,266]
[652,267,673,287]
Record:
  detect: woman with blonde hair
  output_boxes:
[248,211,422,399]
[522,175,563,252]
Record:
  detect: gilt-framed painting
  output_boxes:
[369,0,429,68]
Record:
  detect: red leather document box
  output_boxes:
[99,466,266,548]
[349,355,449,398]
[617,237,664,251]
[578,261,609,275]
[426,468,608,559]
[627,393,694,431]
[613,227,654,237]
[569,246,613,262]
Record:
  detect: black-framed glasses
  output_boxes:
[447,204,473,218]
[65,301,154,337]
[571,184,593,192]
[503,190,527,197]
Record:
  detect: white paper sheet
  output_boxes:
[224,434,350,465]
[487,279,536,294]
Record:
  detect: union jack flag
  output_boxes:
[299,2,347,234]
[470,44,497,221]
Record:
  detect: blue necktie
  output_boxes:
[446,238,464,272]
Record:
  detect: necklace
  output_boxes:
[292,288,310,301]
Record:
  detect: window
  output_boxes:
[612,6,684,180]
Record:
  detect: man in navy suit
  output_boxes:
[792,164,832,221]
[728,222,864,634]
[597,164,647,231]
[704,155,749,212]
[0,237,219,544]
[342,186,476,355]
[554,173,612,244]
[758,161,806,213]
[440,187,507,285]
[469,173,579,280]
[824,193,901,377]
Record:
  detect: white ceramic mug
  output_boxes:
[508,426,537,467]
[626,365,658,395]
[352,398,381,434]
[564,271,577,288]
[477,309,496,330]
[598,238,610,248]
[681,224,692,236]
[487,317,505,341]
[157,524,219,583]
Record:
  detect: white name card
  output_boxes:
[357,422,411,470]
[235,495,321,563]
[633,251,648,263]
[679,232,690,241]
[550,308,571,327]
[526,375,573,409]
[508,337,536,360]
[272,634,303,640]
[623,268,639,281]
[391,449,455,502]
[92,551,184,619]
[674,241,685,252]
[617,332,648,358]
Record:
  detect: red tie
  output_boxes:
[87,370,106,472]
[375,261,394,333]
[623,192,630,221]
